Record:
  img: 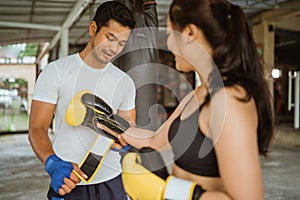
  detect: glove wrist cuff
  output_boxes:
[164,176,205,200]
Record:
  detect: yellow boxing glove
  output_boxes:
[66,90,130,136]
[122,151,205,200]
[122,152,166,200]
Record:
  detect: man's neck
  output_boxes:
[79,48,106,69]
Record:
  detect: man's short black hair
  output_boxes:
[93,1,135,32]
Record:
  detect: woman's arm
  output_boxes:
[98,117,172,150]
[114,91,197,150]
[99,100,187,150]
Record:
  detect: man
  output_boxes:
[28,1,136,199]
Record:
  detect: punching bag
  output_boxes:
[114,0,159,130]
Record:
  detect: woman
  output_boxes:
[99,0,274,199]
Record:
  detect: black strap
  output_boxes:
[192,185,206,200]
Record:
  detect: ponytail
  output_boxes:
[213,4,258,77]
[211,2,274,155]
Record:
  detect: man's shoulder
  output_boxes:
[108,62,125,73]
[107,62,132,80]
[53,53,78,64]
[44,54,78,71]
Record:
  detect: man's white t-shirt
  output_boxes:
[33,53,136,185]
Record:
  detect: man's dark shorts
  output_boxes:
[47,174,127,200]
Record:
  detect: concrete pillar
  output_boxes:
[294,72,300,129]
[252,16,275,99]
[60,28,69,58]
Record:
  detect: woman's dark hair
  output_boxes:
[169,0,274,155]
[93,1,135,32]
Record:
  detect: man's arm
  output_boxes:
[28,100,55,164]
[28,100,84,196]
[118,108,136,127]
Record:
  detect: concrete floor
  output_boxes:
[0,133,299,200]
[0,134,48,200]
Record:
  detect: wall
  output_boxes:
[0,64,36,114]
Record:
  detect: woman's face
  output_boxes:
[166,17,195,73]
[166,15,214,81]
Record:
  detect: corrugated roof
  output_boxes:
[0,0,298,51]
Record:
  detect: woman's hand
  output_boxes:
[97,123,128,149]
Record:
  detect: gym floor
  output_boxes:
[0,132,299,200]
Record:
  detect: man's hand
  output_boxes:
[56,164,83,195]
[45,154,87,195]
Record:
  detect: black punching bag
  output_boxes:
[113,0,159,130]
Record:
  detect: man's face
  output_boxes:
[90,19,131,65]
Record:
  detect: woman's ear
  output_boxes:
[89,21,97,37]
[182,24,198,44]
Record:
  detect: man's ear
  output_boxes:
[182,24,198,44]
[89,21,97,37]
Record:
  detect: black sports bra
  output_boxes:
[168,106,220,177]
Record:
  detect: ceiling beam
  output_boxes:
[48,0,92,49]
[36,0,92,63]
[0,20,61,31]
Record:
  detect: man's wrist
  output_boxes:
[142,0,156,6]
[45,154,61,174]
[45,154,74,193]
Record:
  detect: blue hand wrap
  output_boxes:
[111,144,131,152]
[45,154,73,193]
